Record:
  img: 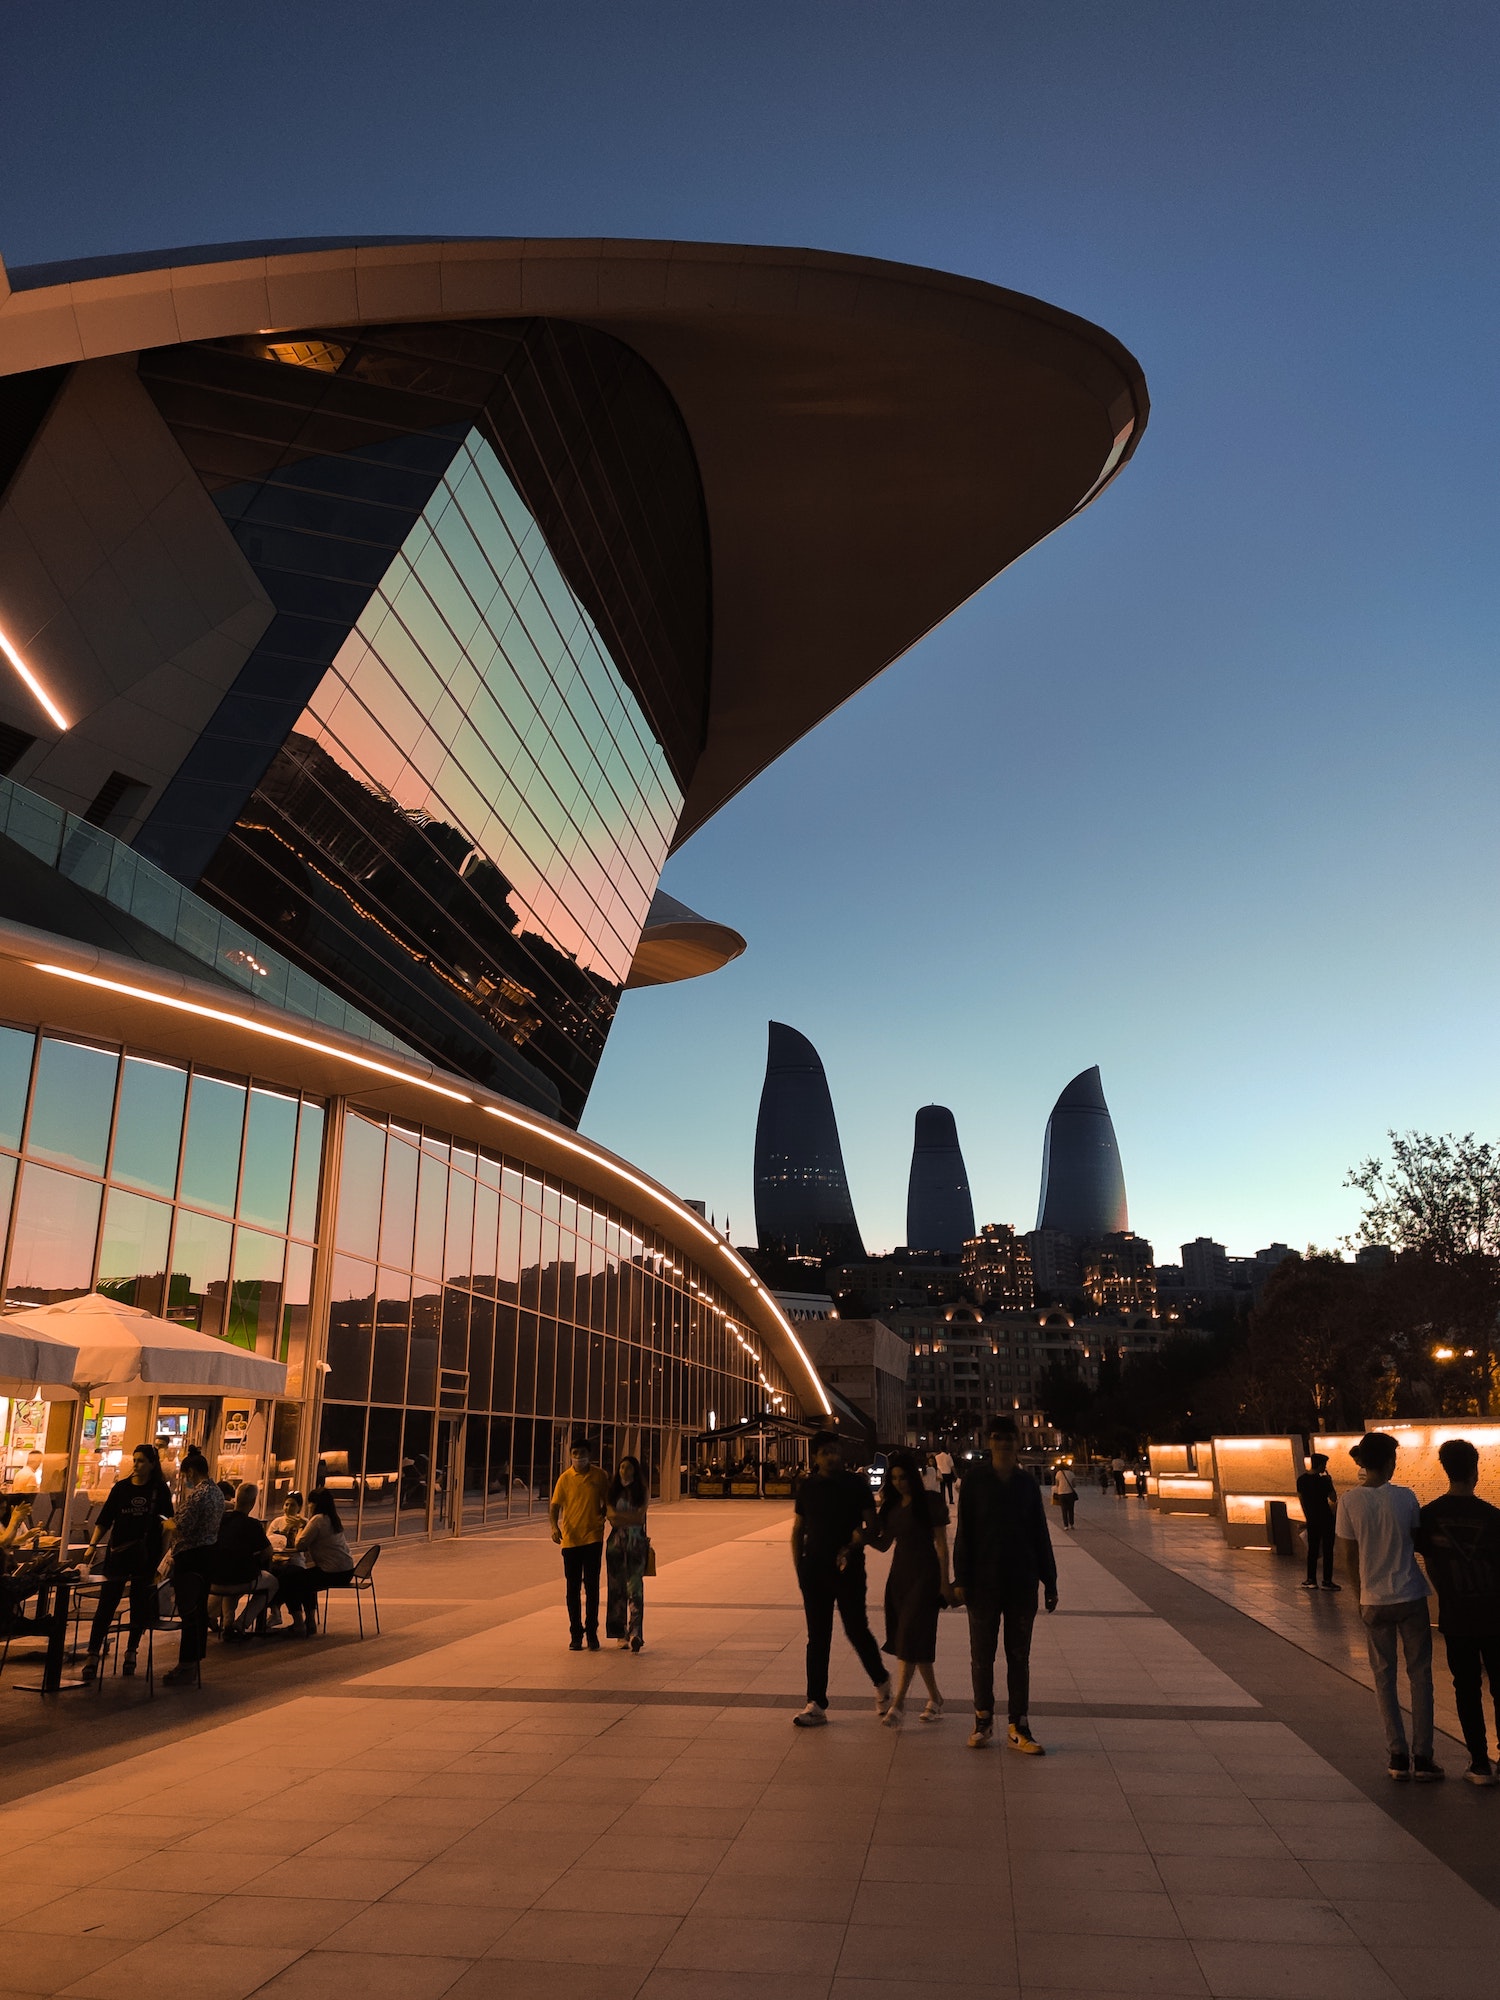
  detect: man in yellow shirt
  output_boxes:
[550,1439,610,1650]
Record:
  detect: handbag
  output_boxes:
[643,1540,657,1577]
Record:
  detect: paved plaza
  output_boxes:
[2,1490,1500,2000]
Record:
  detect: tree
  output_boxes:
[1346,1132,1500,1261]
[1244,1253,1375,1430]
[1347,1133,1500,1416]
[1038,1358,1094,1445]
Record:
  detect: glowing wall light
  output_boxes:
[0,623,68,731]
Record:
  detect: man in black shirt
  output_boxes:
[790,1431,892,1728]
[1297,1452,1340,1591]
[953,1416,1057,1754]
[211,1484,276,1638]
[1415,1437,1500,1786]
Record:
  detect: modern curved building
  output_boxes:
[0,234,1146,1530]
[905,1104,976,1254]
[753,1023,866,1261]
[1035,1065,1130,1239]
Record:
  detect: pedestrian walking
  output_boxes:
[1297,1452,1340,1592]
[1111,1455,1127,1497]
[550,1438,609,1650]
[1097,1464,1110,1494]
[868,1448,952,1725]
[921,1455,942,1496]
[605,1454,650,1652]
[162,1448,224,1686]
[80,1443,175,1681]
[790,1429,893,1728]
[1133,1466,1147,1499]
[935,1448,956,1506]
[1336,1432,1443,1782]
[1052,1463,1078,1531]
[953,1415,1058,1755]
[1415,1438,1500,1786]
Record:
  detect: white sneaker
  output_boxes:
[874,1677,894,1717]
[921,1697,944,1723]
[881,1704,904,1729]
[792,1702,829,1728]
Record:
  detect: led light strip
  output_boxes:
[32,962,473,1103]
[484,1103,831,1414]
[0,624,69,731]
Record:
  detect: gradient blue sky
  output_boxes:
[4,4,1497,1259]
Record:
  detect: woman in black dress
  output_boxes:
[868,1448,952,1726]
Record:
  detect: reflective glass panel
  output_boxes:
[111,1055,187,1196]
[97,1187,172,1316]
[379,1131,419,1271]
[168,1209,232,1337]
[413,1151,446,1278]
[0,1025,33,1150]
[239,1087,297,1232]
[290,1100,324,1240]
[335,1114,384,1262]
[444,1173,474,1289]
[326,1255,375,1403]
[371,1269,411,1405]
[281,1240,314,1391]
[227,1227,287,1353]
[28,1038,117,1174]
[408,1290,439,1407]
[6,1163,101,1301]
[180,1074,244,1215]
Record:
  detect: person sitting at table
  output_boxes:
[209,1484,276,1639]
[266,1491,306,1629]
[81,1444,175,1680]
[275,1488,354,1635]
[0,1493,50,1564]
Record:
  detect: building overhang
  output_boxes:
[0,236,1149,847]
[625,888,746,989]
[0,912,829,1418]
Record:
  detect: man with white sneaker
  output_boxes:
[952,1415,1057,1756]
[790,1430,893,1728]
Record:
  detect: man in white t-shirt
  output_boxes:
[1336,1431,1443,1782]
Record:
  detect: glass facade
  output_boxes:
[135,319,710,1121]
[318,1105,791,1539]
[0,1015,798,1538]
[0,1023,321,1379]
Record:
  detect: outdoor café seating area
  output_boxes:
[0,1291,377,1696]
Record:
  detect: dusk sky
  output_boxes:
[4,4,1497,1260]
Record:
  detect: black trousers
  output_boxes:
[1442,1629,1500,1766]
[1060,1494,1077,1529]
[798,1558,887,1707]
[563,1540,603,1639]
[967,1591,1038,1723]
[88,1569,157,1653]
[172,1545,216,1664]
[1304,1515,1336,1585]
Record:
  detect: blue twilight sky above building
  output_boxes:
[3,3,1498,1259]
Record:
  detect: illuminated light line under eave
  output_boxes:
[31,963,473,1103]
[483,1103,832,1416]
[0,624,69,732]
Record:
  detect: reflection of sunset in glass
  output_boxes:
[297,430,679,988]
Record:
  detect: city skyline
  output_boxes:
[3,7,1495,1265]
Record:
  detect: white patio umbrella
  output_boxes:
[1,1294,288,1535]
[0,1319,79,1396]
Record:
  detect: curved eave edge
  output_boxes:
[0,913,830,1418]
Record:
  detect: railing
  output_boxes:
[0,773,410,1054]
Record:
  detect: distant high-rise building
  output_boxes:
[905,1105,976,1254]
[1182,1238,1229,1288]
[753,1022,866,1260]
[1026,1227,1081,1295]
[962,1225,1036,1311]
[1036,1067,1129,1239]
[1083,1231,1156,1311]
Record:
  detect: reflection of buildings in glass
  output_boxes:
[133,325,697,1125]
[1036,1065,1129,1240]
[905,1105,976,1255]
[961,1223,1036,1311]
[753,1022,866,1262]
